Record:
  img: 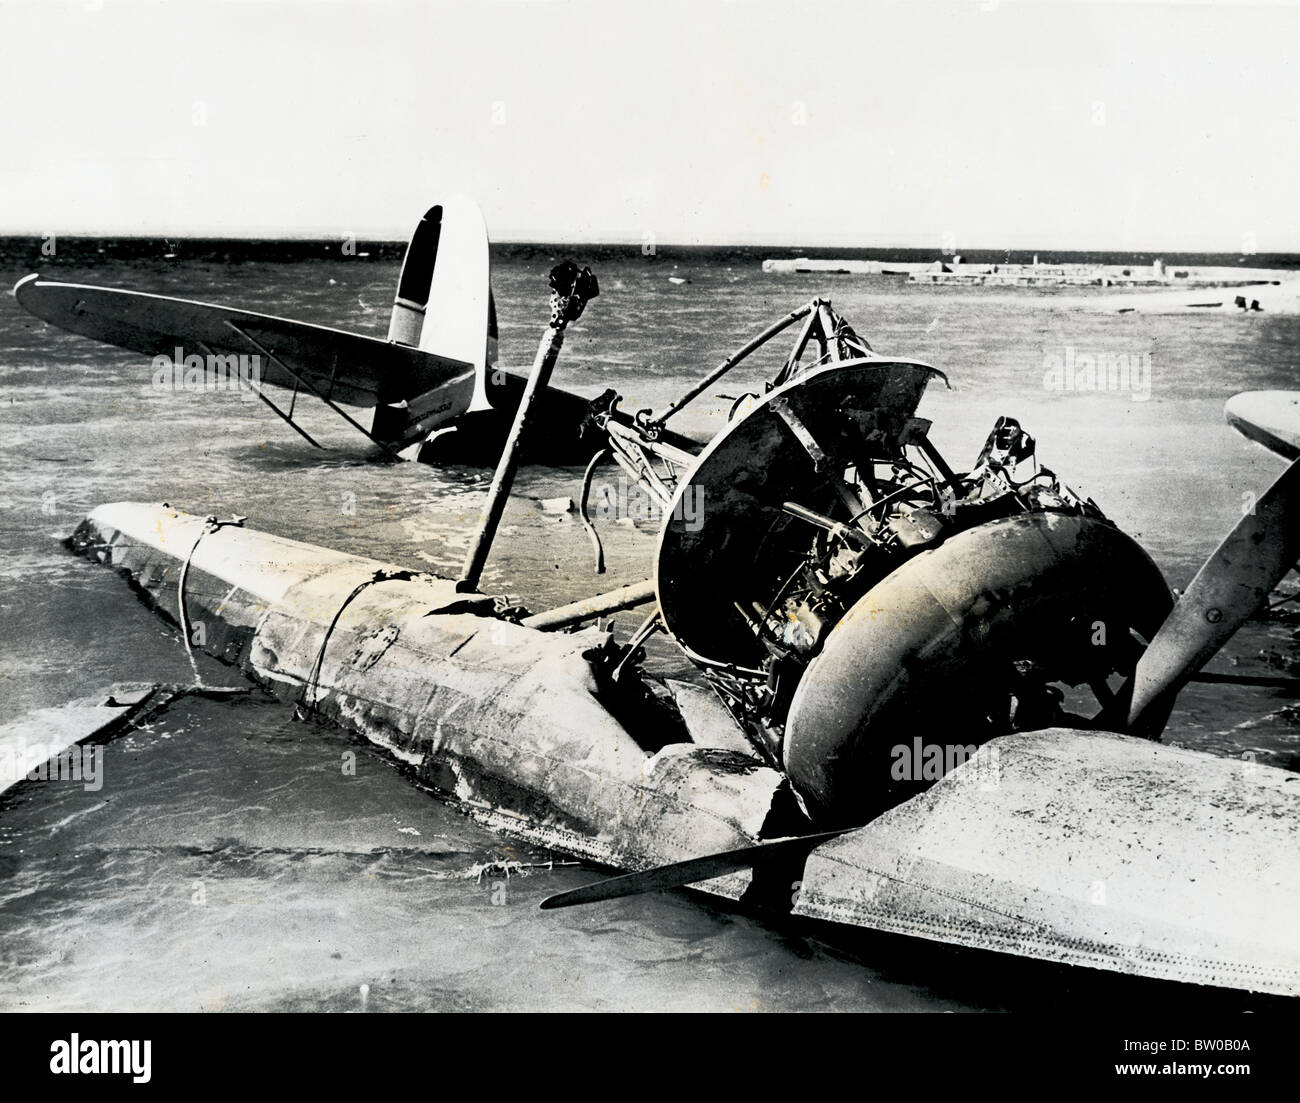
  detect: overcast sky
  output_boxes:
[2,0,1297,250]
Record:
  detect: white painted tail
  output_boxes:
[373,197,497,450]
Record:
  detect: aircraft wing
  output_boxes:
[1226,390,1300,461]
[13,275,475,409]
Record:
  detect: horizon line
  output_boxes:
[2,230,1297,258]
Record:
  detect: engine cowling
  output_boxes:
[783,509,1173,825]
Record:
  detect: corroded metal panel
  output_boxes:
[70,503,785,900]
[795,729,1300,995]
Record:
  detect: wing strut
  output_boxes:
[224,323,405,461]
[197,340,326,450]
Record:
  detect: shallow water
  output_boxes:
[1,248,1297,1010]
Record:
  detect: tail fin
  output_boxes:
[373,196,495,450]
[387,205,443,346]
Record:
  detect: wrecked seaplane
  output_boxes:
[14,246,1300,997]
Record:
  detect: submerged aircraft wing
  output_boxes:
[13,274,475,410]
[1226,390,1300,461]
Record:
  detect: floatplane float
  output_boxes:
[7,199,1300,998]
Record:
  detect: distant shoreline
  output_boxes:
[1,236,1297,272]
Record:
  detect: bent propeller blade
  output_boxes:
[539,828,851,910]
[1129,455,1300,732]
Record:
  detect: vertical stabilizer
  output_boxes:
[417,196,493,413]
[387,204,444,345]
[375,196,496,449]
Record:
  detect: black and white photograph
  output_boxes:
[1,0,1297,1066]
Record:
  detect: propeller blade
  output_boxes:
[538,828,852,910]
[1129,455,1300,731]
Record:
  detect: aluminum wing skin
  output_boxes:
[14,275,475,409]
[794,729,1300,995]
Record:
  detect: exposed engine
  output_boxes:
[589,299,1173,823]
[703,413,1109,766]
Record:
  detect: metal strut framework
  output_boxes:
[223,324,407,461]
[579,297,883,577]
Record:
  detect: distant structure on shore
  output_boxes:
[761,255,1297,288]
